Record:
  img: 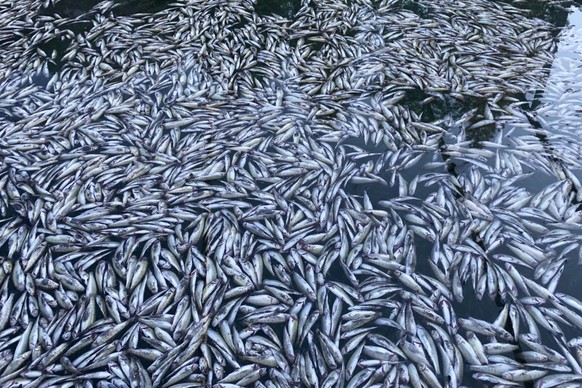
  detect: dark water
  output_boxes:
[256,0,301,18]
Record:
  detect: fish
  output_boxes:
[0,0,579,385]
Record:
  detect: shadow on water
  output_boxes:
[256,0,301,19]
[41,0,173,16]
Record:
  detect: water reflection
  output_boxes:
[510,4,582,183]
[539,6,582,126]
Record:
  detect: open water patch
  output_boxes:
[256,0,301,18]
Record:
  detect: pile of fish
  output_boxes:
[1,0,582,386]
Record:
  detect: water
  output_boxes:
[256,0,301,18]
[1,0,582,386]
